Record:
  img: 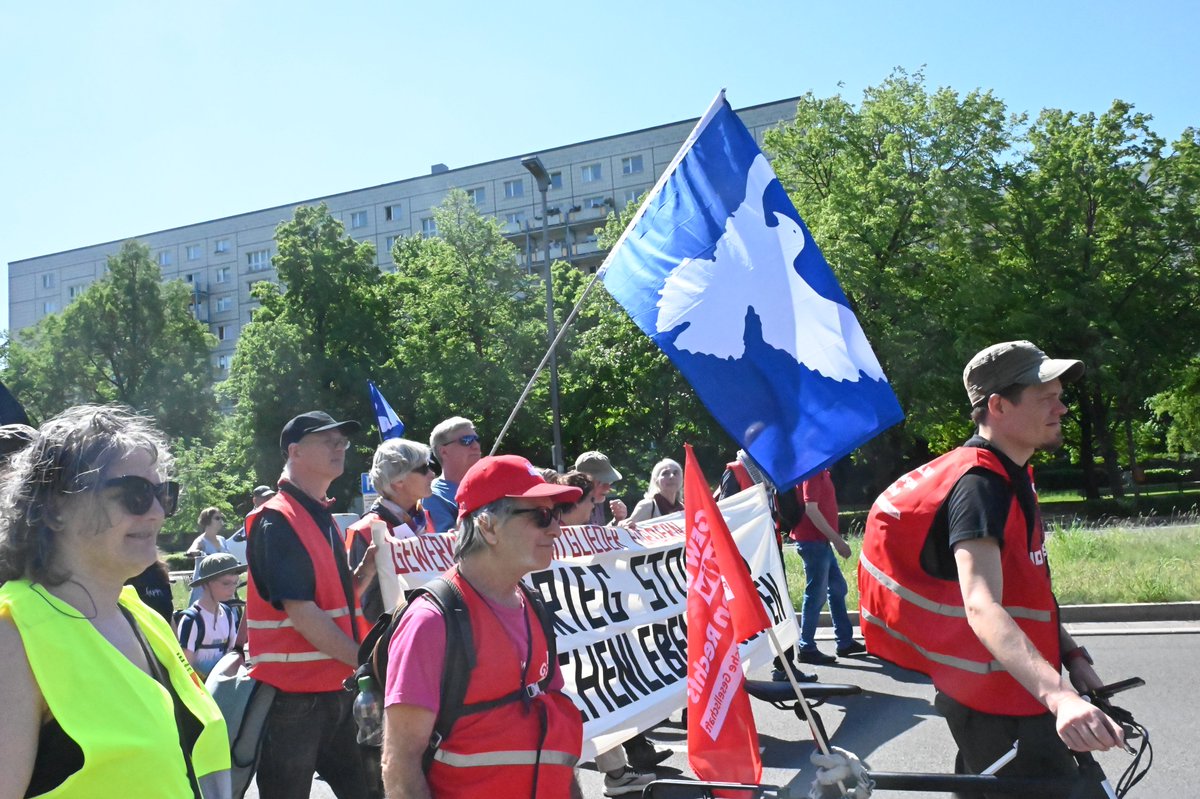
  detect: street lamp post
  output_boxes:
[522,155,565,473]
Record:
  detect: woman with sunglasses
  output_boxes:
[347,437,437,624]
[0,404,231,799]
[186,506,231,605]
[625,458,684,526]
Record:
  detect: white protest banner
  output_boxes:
[371,483,797,760]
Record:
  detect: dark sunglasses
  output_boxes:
[510,505,564,528]
[449,434,480,447]
[411,463,434,475]
[104,476,180,518]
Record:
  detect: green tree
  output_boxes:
[765,68,1017,487]
[1,241,217,441]
[220,204,391,500]
[550,200,732,492]
[380,190,550,463]
[997,106,1200,498]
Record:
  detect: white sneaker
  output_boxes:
[603,766,655,796]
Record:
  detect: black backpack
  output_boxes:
[349,577,558,771]
[175,603,240,652]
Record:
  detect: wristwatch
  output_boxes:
[1063,645,1093,666]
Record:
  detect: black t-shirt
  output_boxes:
[247,481,354,611]
[920,436,1038,580]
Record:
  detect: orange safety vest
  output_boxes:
[426,570,583,799]
[858,447,1060,716]
[245,489,365,693]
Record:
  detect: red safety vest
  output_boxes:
[426,569,583,799]
[245,489,364,693]
[858,447,1060,716]
[345,503,431,553]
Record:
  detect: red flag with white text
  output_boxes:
[684,444,771,789]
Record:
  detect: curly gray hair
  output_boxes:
[0,404,173,585]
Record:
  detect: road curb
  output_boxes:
[823,601,1200,627]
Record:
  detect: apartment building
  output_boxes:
[8,97,800,375]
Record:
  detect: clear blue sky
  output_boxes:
[3,0,1197,335]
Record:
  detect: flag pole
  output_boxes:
[490,89,730,458]
[766,627,849,797]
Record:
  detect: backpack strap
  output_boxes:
[176,605,205,650]
[419,578,473,771]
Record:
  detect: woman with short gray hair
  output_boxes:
[346,437,436,622]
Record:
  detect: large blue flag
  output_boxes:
[368,380,404,441]
[600,92,903,490]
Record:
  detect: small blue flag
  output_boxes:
[600,91,904,490]
[368,380,404,441]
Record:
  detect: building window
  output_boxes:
[581,163,602,183]
[184,273,196,284]
[68,284,84,299]
[186,245,201,261]
[421,217,437,236]
[43,301,59,315]
[549,171,563,190]
[622,155,644,175]
[465,187,485,205]
[351,210,368,229]
[215,267,231,284]
[505,211,526,227]
[246,250,271,272]
[216,355,230,371]
[385,204,400,222]
[157,251,173,267]
[216,325,227,341]
[623,188,642,206]
[214,239,230,254]
[41,273,55,289]
[503,179,524,199]
[585,196,607,209]
[384,235,397,252]
[216,296,233,313]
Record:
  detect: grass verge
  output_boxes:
[783,524,1200,611]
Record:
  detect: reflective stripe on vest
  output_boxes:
[246,489,362,692]
[425,569,584,799]
[432,748,580,768]
[858,446,1060,716]
[0,581,230,798]
[246,607,351,629]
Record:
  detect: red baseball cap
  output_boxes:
[456,455,583,521]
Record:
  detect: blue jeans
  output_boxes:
[795,541,853,651]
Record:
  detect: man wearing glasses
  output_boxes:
[426,416,483,532]
[245,411,369,799]
[382,455,585,799]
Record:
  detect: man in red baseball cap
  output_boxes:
[382,456,585,799]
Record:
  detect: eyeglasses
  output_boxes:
[313,436,351,451]
[510,505,564,529]
[104,476,180,518]
[444,434,480,448]
[411,463,434,475]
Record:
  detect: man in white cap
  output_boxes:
[860,341,1124,792]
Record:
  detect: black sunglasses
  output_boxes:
[411,463,434,475]
[447,434,480,447]
[510,506,564,529]
[104,476,180,518]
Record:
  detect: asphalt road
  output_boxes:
[249,620,1196,798]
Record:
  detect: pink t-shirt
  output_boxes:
[383,591,564,713]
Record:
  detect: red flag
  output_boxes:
[684,444,770,789]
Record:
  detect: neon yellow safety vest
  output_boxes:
[0,580,230,798]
